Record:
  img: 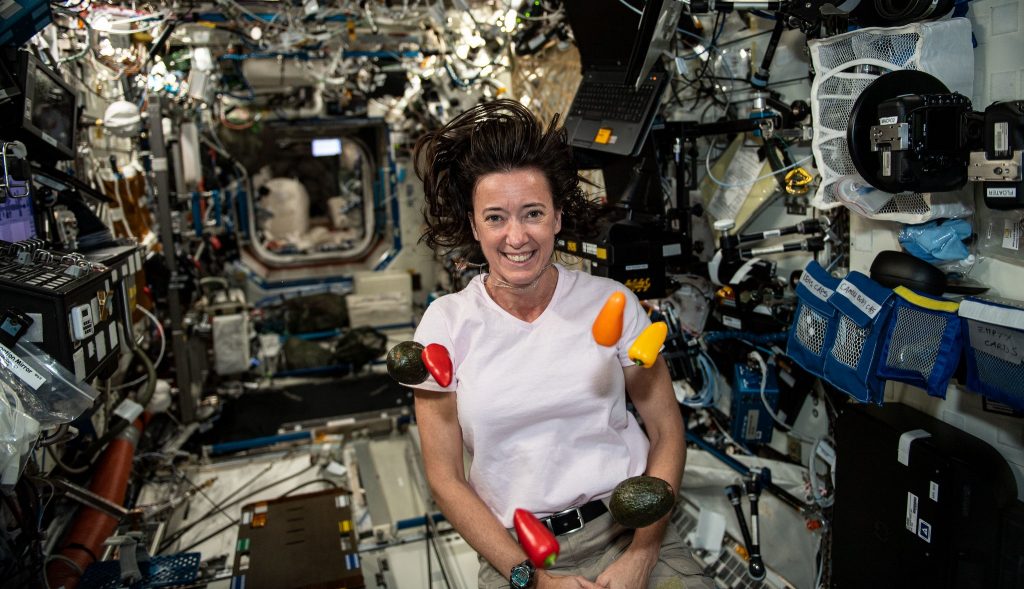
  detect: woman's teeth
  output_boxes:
[504,252,533,263]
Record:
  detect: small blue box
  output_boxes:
[730,363,780,445]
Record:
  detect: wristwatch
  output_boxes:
[509,558,536,588]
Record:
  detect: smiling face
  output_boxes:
[470,168,562,288]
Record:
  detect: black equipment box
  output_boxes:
[0,242,141,381]
[231,487,365,589]
[832,403,1018,589]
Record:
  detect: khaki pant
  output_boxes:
[478,508,716,589]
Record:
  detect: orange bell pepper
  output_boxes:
[592,291,626,347]
[628,322,668,368]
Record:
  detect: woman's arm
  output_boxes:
[414,389,600,589]
[414,388,526,573]
[596,357,685,588]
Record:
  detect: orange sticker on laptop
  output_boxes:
[594,128,612,144]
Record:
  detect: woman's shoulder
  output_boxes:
[423,275,486,317]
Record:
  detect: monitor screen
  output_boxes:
[27,58,76,156]
[625,0,683,88]
[563,0,640,68]
[0,195,37,243]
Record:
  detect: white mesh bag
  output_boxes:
[808,18,975,223]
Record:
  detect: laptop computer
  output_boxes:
[563,0,669,158]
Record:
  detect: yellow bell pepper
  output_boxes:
[628,322,668,368]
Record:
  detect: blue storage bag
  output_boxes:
[786,260,841,377]
[959,297,1024,411]
[822,271,895,404]
[877,286,962,399]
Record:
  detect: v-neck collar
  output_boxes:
[477,264,564,327]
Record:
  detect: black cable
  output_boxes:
[159,463,314,552]
[425,513,453,589]
[426,512,432,588]
[169,477,340,555]
[279,479,338,497]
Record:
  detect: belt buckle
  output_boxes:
[552,506,585,536]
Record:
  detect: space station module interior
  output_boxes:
[0,0,1023,587]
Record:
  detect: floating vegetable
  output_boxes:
[609,476,676,528]
[592,291,626,346]
[513,508,560,568]
[628,322,668,368]
[421,343,453,387]
[386,341,428,385]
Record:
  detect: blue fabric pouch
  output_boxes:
[822,271,894,404]
[877,287,962,399]
[959,298,1024,411]
[786,260,841,378]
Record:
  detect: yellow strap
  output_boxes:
[894,286,959,313]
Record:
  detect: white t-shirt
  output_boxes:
[414,264,652,527]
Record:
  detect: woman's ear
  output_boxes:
[469,214,479,241]
[554,208,562,235]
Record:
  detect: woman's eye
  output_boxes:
[526,210,544,219]
[484,214,503,223]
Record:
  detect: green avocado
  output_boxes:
[386,341,428,385]
[609,475,676,528]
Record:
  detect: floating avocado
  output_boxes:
[609,475,676,528]
[386,340,428,385]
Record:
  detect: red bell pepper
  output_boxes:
[421,343,453,388]
[513,508,559,568]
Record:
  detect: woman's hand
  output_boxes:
[537,570,602,589]
[593,545,658,589]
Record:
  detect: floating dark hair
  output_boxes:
[413,99,598,256]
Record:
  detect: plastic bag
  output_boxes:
[0,339,99,427]
[977,209,1024,266]
[898,219,972,263]
[0,381,40,486]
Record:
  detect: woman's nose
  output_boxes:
[505,220,528,248]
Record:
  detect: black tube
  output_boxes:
[745,478,767,580]
[725,484,755,556]
[751,18,786,88]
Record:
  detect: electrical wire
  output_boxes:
[705,148,815,189]
[169,475,336,555]
[280,478,339,497]
[110,306,165,391]
[159,462,314,553]
[748,351,816,444]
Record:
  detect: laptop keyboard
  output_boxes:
[571,80,657,122]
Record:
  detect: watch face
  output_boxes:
[510,565,531,588]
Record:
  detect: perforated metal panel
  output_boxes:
[79,553,201,589]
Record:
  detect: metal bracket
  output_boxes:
[968,150,1022,182]
[870,123,910,152]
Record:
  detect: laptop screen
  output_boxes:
[564,0,641,69]
[0,196,37,243]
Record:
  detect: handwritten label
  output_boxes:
[837,280,882,319]
[800,270,834,302]
[969,321,1023,364]
[879,116,899,125]
[0,344,45,390]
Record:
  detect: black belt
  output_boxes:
[539,499,608,536]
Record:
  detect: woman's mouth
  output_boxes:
[502,251,535,264]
